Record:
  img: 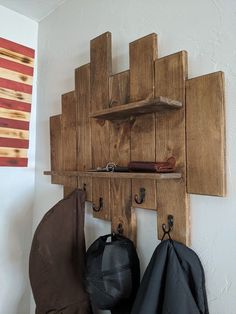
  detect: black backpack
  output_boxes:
[86,234,140,313]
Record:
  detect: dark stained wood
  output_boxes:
[186,71,226,196]
[155,51,190,244]
[130,33,158,210]
[61,91,77,187]
[44,170,182,180]
[110,179,136,244]
[90,32,112,219]
[75,63,92,201]
[90,96,181,120]
[50,115,64,184]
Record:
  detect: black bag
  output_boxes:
[86,234,140,313]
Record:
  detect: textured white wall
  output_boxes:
[34,0,236,313]
[0,5,38,314]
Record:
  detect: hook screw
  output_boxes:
[134,187,146,204]
[92,197,103,212]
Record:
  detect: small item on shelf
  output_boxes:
[88,162,129,172]
[128,157,176,173]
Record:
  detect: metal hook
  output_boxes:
[92,197,103,212]
[83,183,86,191]
[117,223,124,235]
[161,215,174,241]
[134,187,146,204]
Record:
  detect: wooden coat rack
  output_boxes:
[45,32,226,245]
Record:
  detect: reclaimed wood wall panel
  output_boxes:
[50,115,63,184]
[61,91,77,187]
[130,33,157,210]
[75,64,92,201]
[90,32,112,219]
[0,37,35,167]
[186,71,226,196]
[155,51,190,244]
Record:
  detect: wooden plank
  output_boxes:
[0,47,34,67]
[61,91,77,187]
[130,33,157,210]
[109,70,131,166]
[186,71,226,196]
[90,96,181,120]
[0,87,32,104]
[50,115,63,184]
[109,70,130,107]
[110,178,136,244]
[44,170,182,180]
[155,51,190,244]
[0,67,33,85]
[0,107,30,121]
[75,63,92,201]
[0,127,28,139]
[90,32,112,220]
[0,147,27,158]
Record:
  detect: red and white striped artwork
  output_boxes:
[0,37,35,167]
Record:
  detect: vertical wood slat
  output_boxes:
[61,91,77,188]
[130,33,157,210]
[50,115,63,184]
[109,70,134,236]
[155,51,190,244]
[90,32,112,219]
[110,178,136,244]
[75,64,92,201]
[186,71,226,196]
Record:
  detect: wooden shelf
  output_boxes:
[89,96,182,120]
[44,170,182,180]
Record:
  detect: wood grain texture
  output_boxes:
[109,70,130,107]
[130,33,157,210]
[0,67,33,85]
[0,47,34,67]
[186,71,226,196]
[0,147,27,158]
[75,63,92,201]
[90,96,181,120]
[0,87,31,104]
[110,178,136,244]
[90,32,112,219]
[44,170,182,180]
[0,127,28,139]
[109,70,131,166]
[61,91,77,187]
[0,107,30,121]
[50,115,64,184]
[155,51,190,244]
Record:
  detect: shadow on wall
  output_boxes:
[0,192,34,314]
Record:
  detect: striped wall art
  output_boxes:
[0,37,35,167]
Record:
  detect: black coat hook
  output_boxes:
[161,215,174,241]
[92,197,103,212]
[134,187,146,204]
[117,223,124,235]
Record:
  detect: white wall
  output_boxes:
[0,5,38,314]
[34,0,236,313]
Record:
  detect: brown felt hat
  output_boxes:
[29,189,92,314]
